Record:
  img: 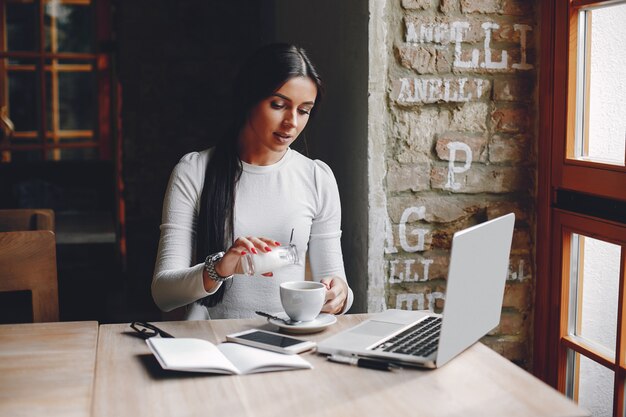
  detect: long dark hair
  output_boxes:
[197,43,324,307]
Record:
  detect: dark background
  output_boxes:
[116,1,269,321]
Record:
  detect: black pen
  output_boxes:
[327,354,401,371]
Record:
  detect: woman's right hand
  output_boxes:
[215,236,281,278]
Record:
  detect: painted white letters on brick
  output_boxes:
[396,77,488,104]
[508,259,528,281]
[405,19,534,71]
[445,142,473,190]
[481,22,508,69]
[396,292,445,312]
[388,258,434,283]
[399,206,428,252]
[512,24,533,70]
[384,216,398,254]
[452,21,479,69]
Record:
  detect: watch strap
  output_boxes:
[204,252,233,282]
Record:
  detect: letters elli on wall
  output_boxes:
[381,9,535,339]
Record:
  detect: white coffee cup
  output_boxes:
[279,281,326,322]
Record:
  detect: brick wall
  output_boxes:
[371,0,536,368]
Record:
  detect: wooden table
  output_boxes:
[0,321,98,417]
[92,315,588,417]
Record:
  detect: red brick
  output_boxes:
[419,255,450,281]
[440,0,459,14]
[430,228,455,250]
[485,201,530,222]
[387,194,488,224]
[490,106,530,133]
[481,335,528,363]
[489,134,531,162]
[435,132,489,162]
[450,102,489,131]
[386,162,431,192]
[491,23,535,44]
[511,228,531,253]
[460,0,500,14]
[502,282,530,310]
[500,0,534,16]
[436,48,453,73]
[397,45,437,74]
[492,78,533,101]
[488,311,527,336]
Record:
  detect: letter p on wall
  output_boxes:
[445,142,473,190]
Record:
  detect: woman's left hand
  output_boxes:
[320,277,348,314]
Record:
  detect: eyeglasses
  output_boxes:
[130,321,175,339]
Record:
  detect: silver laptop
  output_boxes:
[318,213,515,368]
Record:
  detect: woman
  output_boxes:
[152,43,353,320]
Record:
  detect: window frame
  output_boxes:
[537,0,626,415]
[553,0,626,201]
[0,0,112,162]
[0,0,125,264]
[552,210,626,415]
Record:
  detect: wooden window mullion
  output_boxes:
[0,1,6,106]
[562,335,615,368]
[582,11,591,159]
[37,0,47,160]
[0,1,8,162]
[50,4,58,160]
[555,217,571,392]
[618,247,626,370]
[616,368,625,417]
[575,236,585,336]
[615,248,626,416]
[573,0,626,7]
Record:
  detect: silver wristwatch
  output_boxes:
[204,252,233,282]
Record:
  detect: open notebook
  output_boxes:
[147,338,312,375]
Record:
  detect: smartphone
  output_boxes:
[225,329,316,354]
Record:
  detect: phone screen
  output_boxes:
[236,331,303,347]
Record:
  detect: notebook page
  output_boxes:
[147,338,239,374]
[217,342,313,374]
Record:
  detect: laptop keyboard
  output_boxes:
[372,316,442,357]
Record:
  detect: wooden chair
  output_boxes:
[0,231,59,322]
[0,209,55,232]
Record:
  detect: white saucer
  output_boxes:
[268,312,337,334]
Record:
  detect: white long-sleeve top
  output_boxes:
[152,147,353,320]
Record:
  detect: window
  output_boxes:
[571,4,626,167]
[0,0,125,265]
[538,1,626,416]
[0,0,111,162]
[554,0,626,201]
[554,212,625,417]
